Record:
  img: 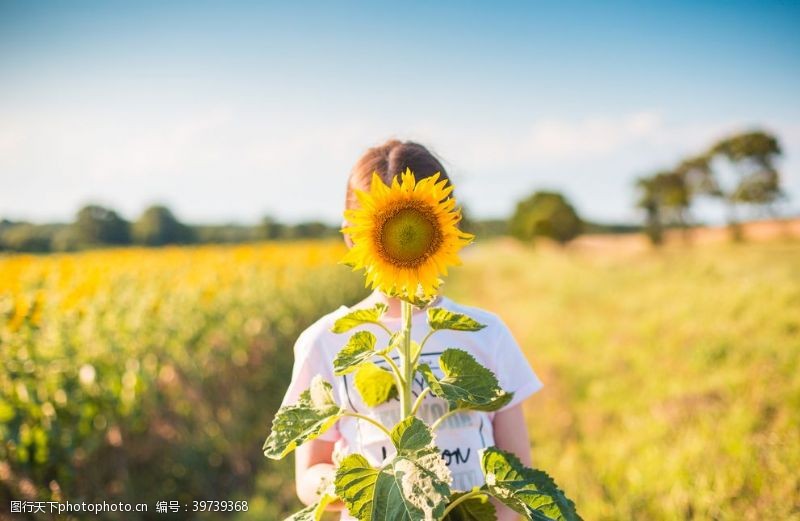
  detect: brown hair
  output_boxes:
[345,139,451,211]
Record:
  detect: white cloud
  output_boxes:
[520,110,664,159]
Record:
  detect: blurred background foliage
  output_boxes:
[509,191,583,244]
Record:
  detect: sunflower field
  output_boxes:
[2,238,799,520]
[0,242,367,519]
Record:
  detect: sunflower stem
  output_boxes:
[342,412,393,439]
[416,329,436,365]
[410,387,431,416]
[378,352,405,398]
[441,487,488,518]
[400,299,414,418]
[431,407,466,431]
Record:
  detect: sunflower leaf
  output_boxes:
[284,488,337,521]
[418,349,513,412]
[335,419,452,521]
[410,340,423,362]
[400,291,441,308]
[331,303,389,334]
[354,362,397,407]
[390,416,433,452]
[427,308,486,332]
[378,332,403,356]
[443,489,497,521]
[333,331,377,375]
[263,376,343,459]
[480,447,582,521]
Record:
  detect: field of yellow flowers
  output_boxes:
[2,239,798,520]
[0,242,367,519]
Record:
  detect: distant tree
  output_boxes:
[0,224,52,252]
[191,224,256,243]
[636,170,694,245]
[635,176,664,246]
[133,205,194,246]
[50,226,82,252]
[707,130,783,239]
[75,205,131,245]
[582,221,641,234]
[509,191,583,244]
[675,154,719,198]
[634,129,784,245]
[458,203,477,236]
[292,221,336,239]
[654,171,690,225]
[257,216,286,240]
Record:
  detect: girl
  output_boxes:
[281,140,543,520]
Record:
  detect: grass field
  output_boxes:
[2,238,798,520]
[447,239,800,520]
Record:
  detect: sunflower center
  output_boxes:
[376,203,442,267]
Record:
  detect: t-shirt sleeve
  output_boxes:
[492,320,544,412]
[278,328,341,442]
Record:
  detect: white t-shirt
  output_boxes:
[279,294,544,520]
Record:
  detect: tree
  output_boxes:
[75,205,131,245]
[257,216,287,240]
[675,154,719,197]
[633,129,785,245]
[635,176,664,246]
[636,169,694,246]
[708,130,783,239]
[132,205,194,246]
[292,221,336,239]
[509,191,582,244]
[0,224,52,252]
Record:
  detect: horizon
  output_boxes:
[1,1,799,226]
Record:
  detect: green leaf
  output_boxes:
[418,349,513,412]
[443,490,497,521]
[390,416,433,452]
[263,376,343,459]
[331,303,388,334]
[333,331,377,376]
[480,447,582,521]
[354,362,397,407]
[379,332,420,361]
[335,439,452,520]
[410,340,422,361]
[383,285,441,307]
[284,489,337,521]
[427,308,486,332]
[378,331,403,356]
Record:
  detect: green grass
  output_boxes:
[446,240,800,520]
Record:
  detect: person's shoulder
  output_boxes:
[294,305,352,352]
[440,297,508,333]
[441,298,527,360]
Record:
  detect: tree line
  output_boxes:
[1,199,593,253]
[482,129,788,247]
[0,128,787,252]
[635,129,784,244]
[0,205,341,253]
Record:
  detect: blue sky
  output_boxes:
[1,1,799,224]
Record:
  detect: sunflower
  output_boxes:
[341,168,474,300]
